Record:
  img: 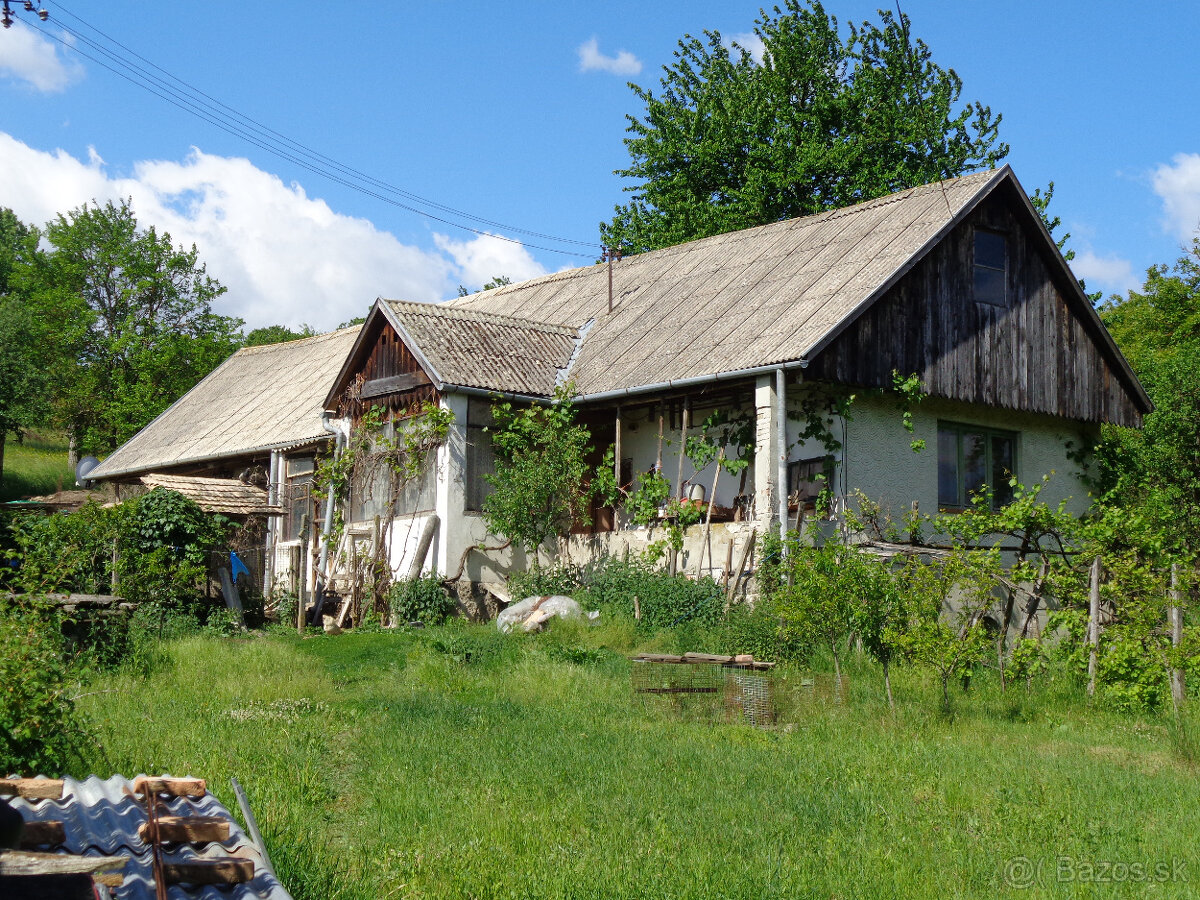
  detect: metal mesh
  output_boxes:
[632,660,775,727]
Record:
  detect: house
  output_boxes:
[91,166,1150,615]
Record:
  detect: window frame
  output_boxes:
[937,421,1018,510]
[973,228,1008,307]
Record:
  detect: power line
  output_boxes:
[27,6,599,258]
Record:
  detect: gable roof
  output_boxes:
[448,167,1149,412]
[91,327,360,480]
[384,301,581,395]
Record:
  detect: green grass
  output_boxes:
[1,431,74,502]
[79,623,1200,899]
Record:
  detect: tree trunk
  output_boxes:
[67,431,78,474]
[1170,563,1185,708]
[831,638,843,703]
[0,428,6,486]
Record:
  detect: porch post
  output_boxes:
[754,375,778,533]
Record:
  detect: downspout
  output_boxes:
[311,414,345,623]
[264,449,281,595]
[775,367,788,543]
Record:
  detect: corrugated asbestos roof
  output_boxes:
[91,328,360,481]
[7,775,292,899]
[139,474,283,516]
[383,300,580,395]
[447,170,1003,396]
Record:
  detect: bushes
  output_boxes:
[0,598,86,775]
[388,576,455,626]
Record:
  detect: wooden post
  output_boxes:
[655,405,664,472]
[722,537,734,590]
[406,515,440,580]
[696,449,723,578]
[111,537,119,594]
[1086,555,1101,698]
[297,514,309,634]
[633,595,641,621]
[308,517,321,624]
[725,528,756,609]
[614,406,622,487]
[674,397,689,502]
[1170,563,1185,706]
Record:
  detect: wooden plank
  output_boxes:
[163,857,254,885]
[360,371,431,400]
[632,654,684,663]
[0,779,64,800]
[138,816,230,844]
[0,850,127,877]
[682,652,734,664]
[132,777,207,798]
[18,820,65,847]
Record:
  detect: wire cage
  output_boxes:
[631,653,776,727]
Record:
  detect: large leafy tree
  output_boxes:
[601,1,1008,252]
[1094,237,1200,546]
[0,209,48,483]
[21,199,243,456]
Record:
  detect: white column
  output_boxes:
[754,374,778,532]
[435,393,469,577]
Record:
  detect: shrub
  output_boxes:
[0,598,87,774]
[388,576,455,626]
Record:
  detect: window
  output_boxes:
[937,422,1016,509]
[464,397,495,514]
[788,456,833,504]
[349,419,438,522]
[283,456,315,540]
[974,229,1007,306]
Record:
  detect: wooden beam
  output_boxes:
[18,821,65,848]
[138,816,230,845]
[0,779,63,800]
[0,850,127,877]
[163,857,254,886]
[360,371,431,400]
[132,777,207,798]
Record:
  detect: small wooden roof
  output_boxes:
[140,474,283,516]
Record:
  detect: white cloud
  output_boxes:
[434,231,549,292]
[0,20,84,92]
[1152,153,1200,242]
[577,37,642,76]
[0,132,551,329]
[725,32,766,65]
[1071,249,1138,296]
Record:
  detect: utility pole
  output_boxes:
[1,1,50,27]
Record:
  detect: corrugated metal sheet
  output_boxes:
[139,475,283,516]
[449,170,1004,395]
[383,301,580,395]
[91,328,360,481]
[8,775,292,899]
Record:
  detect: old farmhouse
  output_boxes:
[89,167,1150,616]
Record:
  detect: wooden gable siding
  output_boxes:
[336,317,439,422]
[807,190,1143,427]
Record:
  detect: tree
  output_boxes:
[457,274,512,297]
[0,209,47,484]
[243,323,317,347]
[482,385,602,558]
[1093,236,1200,546]
[20,199,243,455]
[601,1,1007,253]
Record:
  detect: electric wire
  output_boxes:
[25,9,598,258]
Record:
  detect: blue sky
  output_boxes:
[1,0,1197,330]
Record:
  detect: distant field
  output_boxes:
[80,623,1200,900]
[1,431,74,502]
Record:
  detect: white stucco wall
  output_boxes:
[833,393,1098,520]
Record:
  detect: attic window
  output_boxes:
[974,229,1007,306]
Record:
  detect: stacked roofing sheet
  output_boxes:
[91,327,360,480]
[7,775,292,899]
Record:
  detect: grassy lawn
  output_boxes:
[77,621,1200,899]
[1,431,74,502]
